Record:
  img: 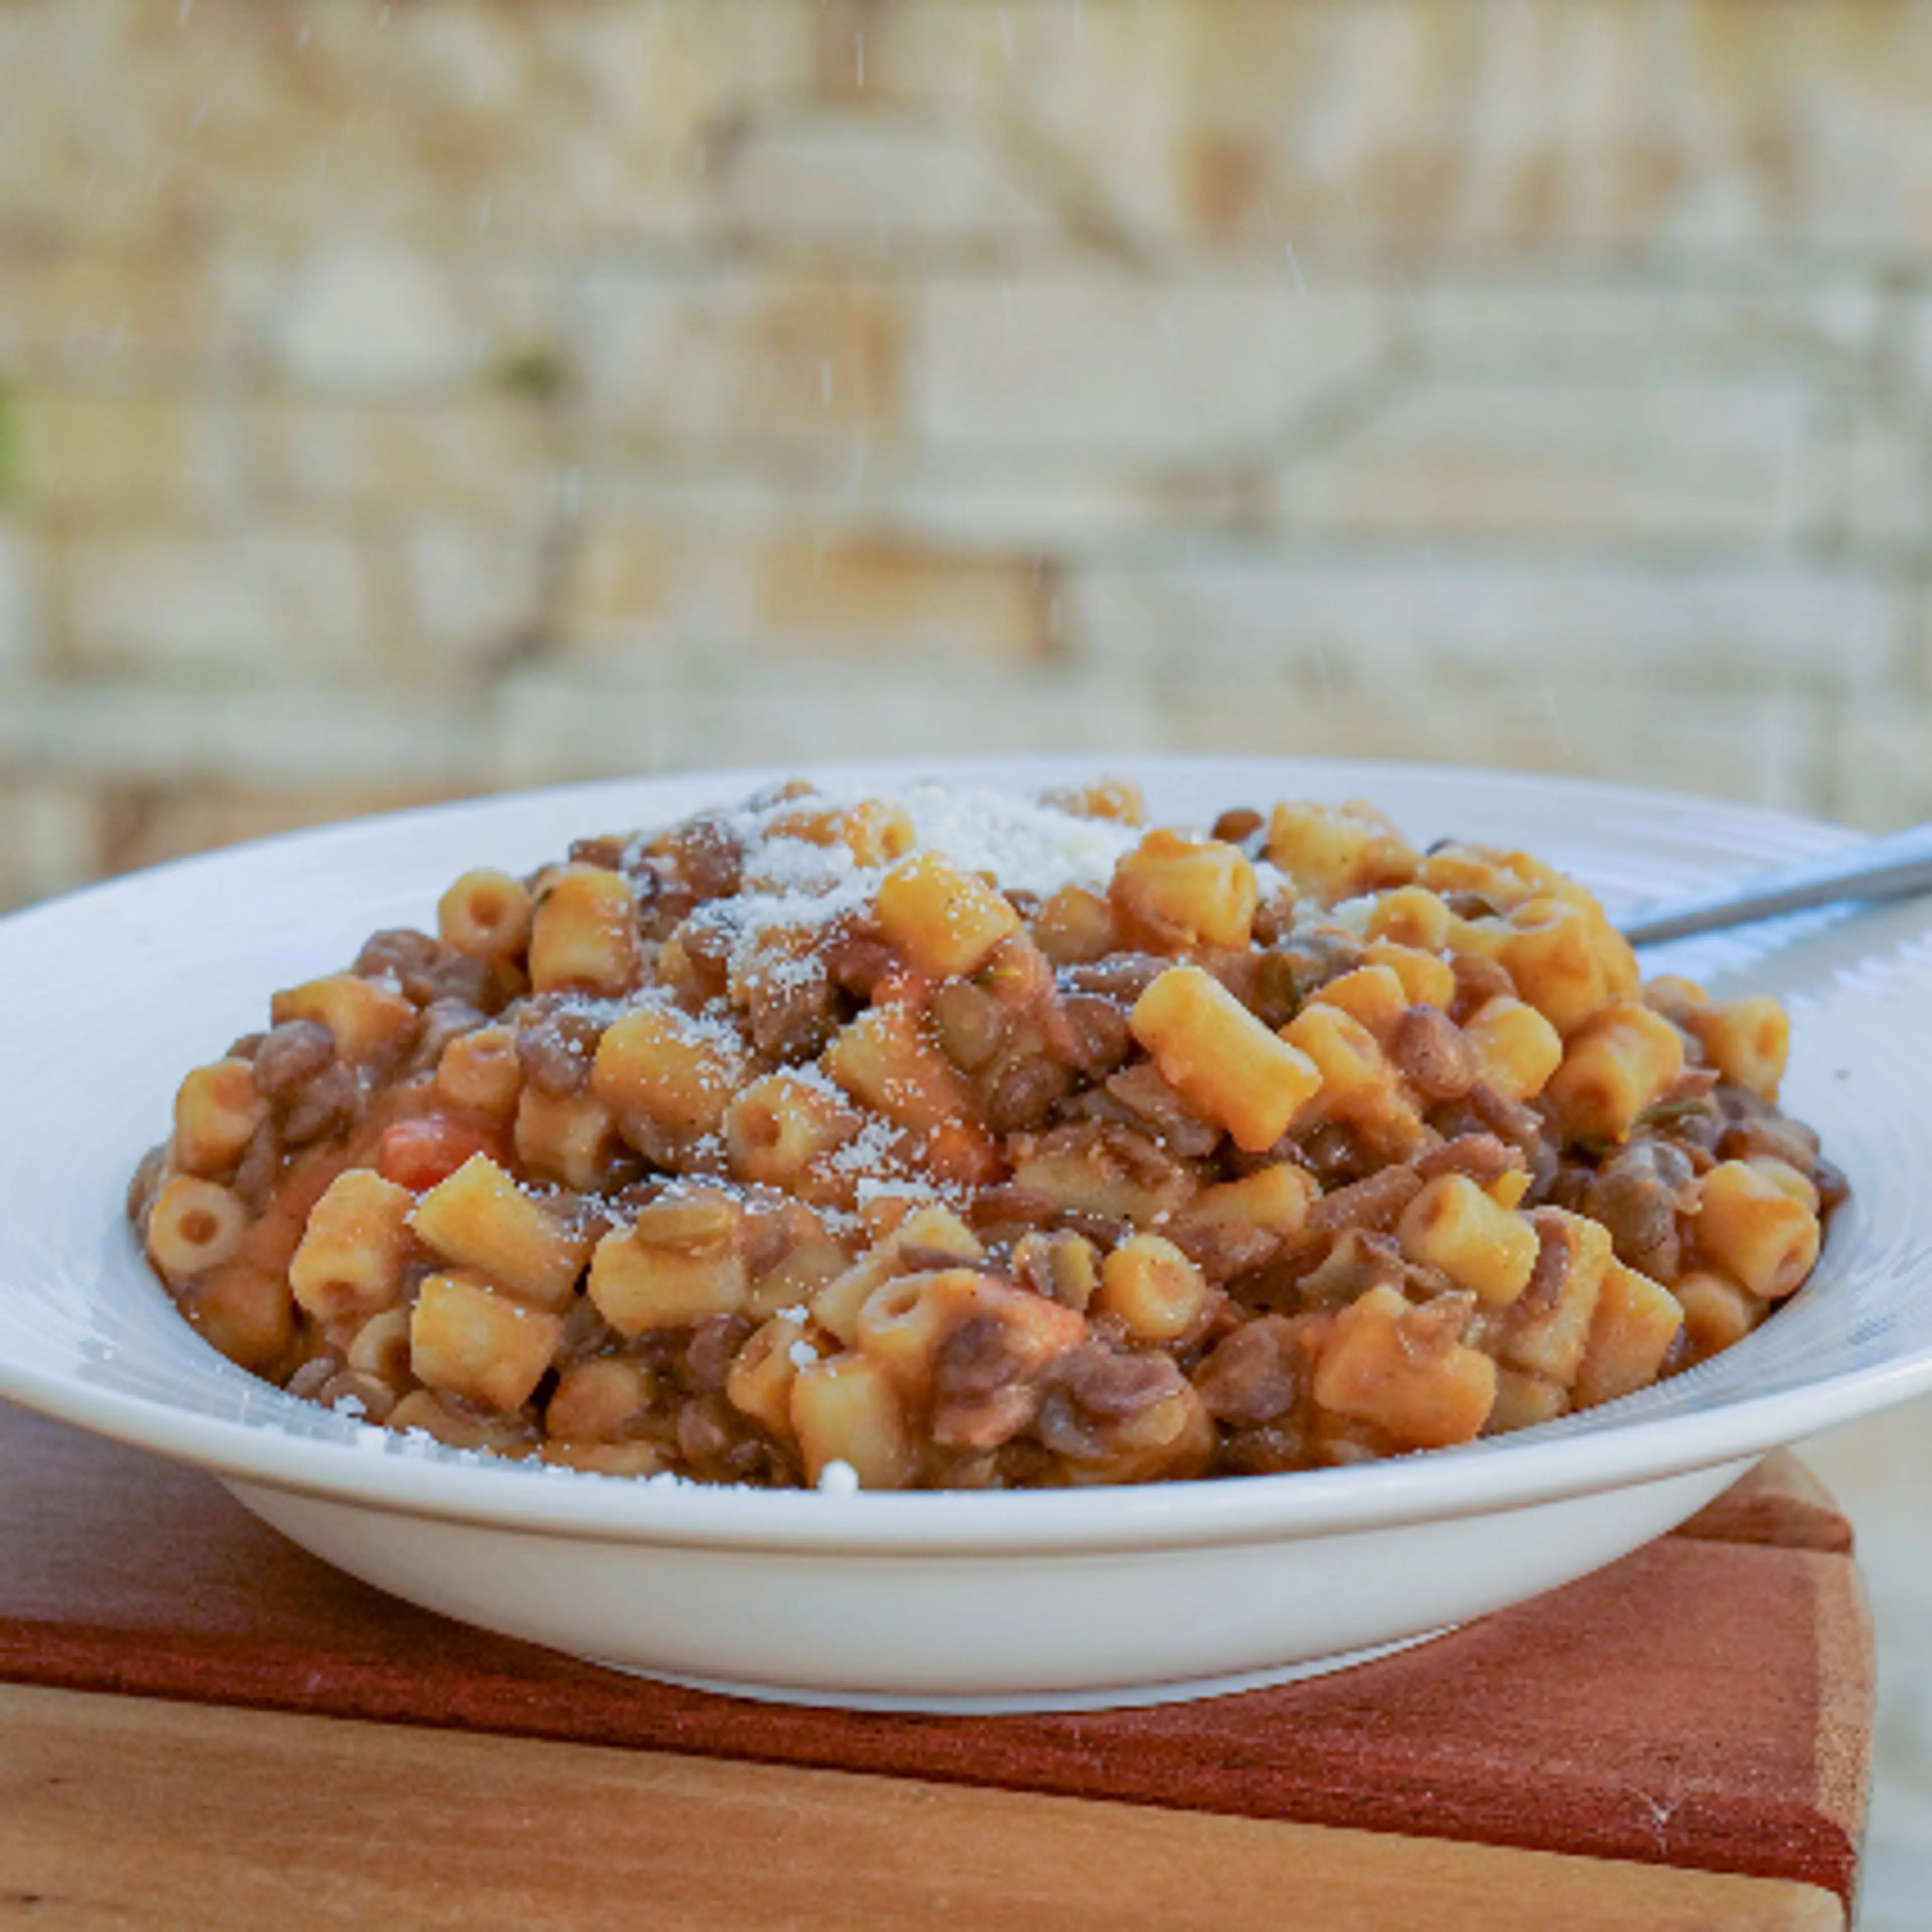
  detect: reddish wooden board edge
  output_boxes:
[0,1410,1873,1906]
[0,1561,1870,1907]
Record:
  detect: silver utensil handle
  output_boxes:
[1620,821,1932,945]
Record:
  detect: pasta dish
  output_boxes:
[128,778,1842,1490]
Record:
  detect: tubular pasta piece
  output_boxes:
[411,1271,562,1412]
[1498,1210,1613,1385]
[1543,1000,1685,1146]
[1279,1002,1422,1146]
[1685,995,1790,1103]
[1498,899,1609,1038]
[1310,964,1409,1045]
[514,1087,625,1192]
[1130,965,1321,1153]
[1266,799,1418,905]
[438,868,532,962]
[412,1153,589,1311]
[1397,1176,1540,1308]
[529,866,640,996]
[1096,1235,1208,1342]
[1695,1160,1821,1302]
[271,973,416,1064]
[725,1071,863,1188]
[1573,1259,1684,1409]
[1111,830,1257,949]
[436,1025,523,1121]
[1674,1268,1760,1360]
[1361,941,1457,1011]
[1462,996,1564,1104]
[593,999,747,1139]
[823,1003,984,1140]
[875,851,1020,979]
[790,1353,916,1490]
[147,1175,249,1286]
[289,1169,416,1323]
[1312,1285,1496,1450]
[173,1059,265,1179]
[588,1189,748,1334]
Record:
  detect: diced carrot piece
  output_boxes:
[378,1117,504,1192]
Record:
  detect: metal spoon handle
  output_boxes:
[1620,820,1932,945]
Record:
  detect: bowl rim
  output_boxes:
[3,752,1924,1560]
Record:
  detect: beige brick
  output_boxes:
[1069,555,1904,692]
[558,522,1046,662]
[1417,274,1884,381]
[280,245,471,392]
[714,108,1062,249]
[397,523,547,669]
[1160,680,1829,818]
[217,244,562,394]
[914,279,1391,455]
[577,271,903,440]
[810,0,875,102]
[490,660,1163,788]
[755,535,1049,658]
[874,0,1932,255]
[15,2,1932,277]
[869,0,1565,248]
[0,683,488,789]
[523,4,821,239]
[0,522,45,675]
[1277,380,1829,545]
[0,2,813,252]
[0,252,235,382]
[251,400,554,521]
[860,0,1209,246]
[558,522,669,652]
[883,466,1258,552]
[1842,413,1932,559]
[16,395,249,517]
[100,782,466,882]
[572,459,1243,554]
[64,530,375,677]
[0,779,100,912]
[1888,293,1932,418]
[0,3,812,253]
[1827,698,1932,829]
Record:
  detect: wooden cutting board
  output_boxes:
[0,1402,1871,1929]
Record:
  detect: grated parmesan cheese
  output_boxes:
[816,1458,861,1496]
[827,1117,904,1175]
[699,782,1138,986]
[895,781,1136,899]
[853,1174,953,1211]
[1327,895,1378,937]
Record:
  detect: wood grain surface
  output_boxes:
[0,1684,1845,1932]
[1675,1453,1858,1556]
[0,1402,1874,1908]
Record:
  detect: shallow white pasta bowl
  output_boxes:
[3,756,1931,1713]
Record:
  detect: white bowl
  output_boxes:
[3,756,1929,1713]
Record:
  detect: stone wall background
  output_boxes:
[4,2,1932,1914]
[9,0,1932,913]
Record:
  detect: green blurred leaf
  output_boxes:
[496,346,570,403]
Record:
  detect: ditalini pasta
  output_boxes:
[128,779,1845,1489]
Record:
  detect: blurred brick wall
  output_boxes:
[4,0,1932,913]
[7,7,1932,1909]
